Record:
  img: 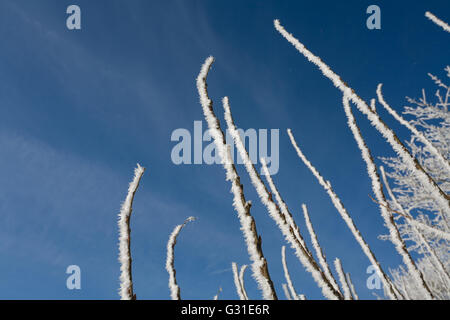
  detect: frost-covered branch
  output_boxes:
[282,284,292,300]
[239,265,249,300]
[281,246,299,300]
[259,158,311,255]
[232,262,248,300]
[341,95,434,299]
[345,273,359,300]
[197,57,277,300]
[406,220,450,241]
[213,287,222,300]
[274,19,450,219]
[301,204,341,294]
[280,246,307,300]
[425,11,450,33]
[380,166,450,286]
[287,129,401,299]
[118,163,145,300]
[223,97,342,300]
[370,98,376,112]
[370,184,450,242]
[377,84,450,175]
[334,258,352,300]
[166,216,196,300]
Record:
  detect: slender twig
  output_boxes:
[259,159,312,256]
[166,217,196,300]
[282,284,292,300]
[232,262,247,300]
[274,19,450,218]
[118,164,145,300]
[213,287,222,300]
[301,204,341,294]
[239,265,249,300]
[281,246,299,300]
[287,129,401,300]
[425,11,450,33]
[379,166,450,288]
[377,83,450,174]
[197,57,277,300]
[345,273,359,300]
[342,94,433,299]
[224,96,342,300]
[368,194,450,241]
[334,258,353,300]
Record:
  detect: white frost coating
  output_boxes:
[260,158,312,256]
[213,287,222,300]
[377,84,450,175]
[118,163,145,300]
[197,57,277,300]
[239,265,249,300]
[274,19,450,219]
[342,95,434,299]
[281,246,299,300]
[301,204,341,294]
[166,217,196,300]
[380,166,450,285]
[345,273,359,300]
[223,97,341,300]
[406,219,450,241]
[287,128,401,300]
[333,258,352,300]
[232,263,247,300]
[425,11,450,33]
[370,98,376,112]
[282,284,292,300]
[299,294,306,300]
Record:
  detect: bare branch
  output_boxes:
[341,95,434,299]
[425,11,450,33]
[380,166,450,285]
[224,96,342,300]
[345,273,359,300]
[281,246,299,300]
[282,284,292,300]
[377,84,450,175]
[166,217,196,300]
[213,287,222,300]
[239,265,249,300]
[301,204,341,294]
[287,129,401,299]
[274,19,450,218]
[197,57,277,300]
[232,262,247,300]
[334,258,353,300]
[118,164,145,300]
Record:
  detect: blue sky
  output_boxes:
[0,0,448,300]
